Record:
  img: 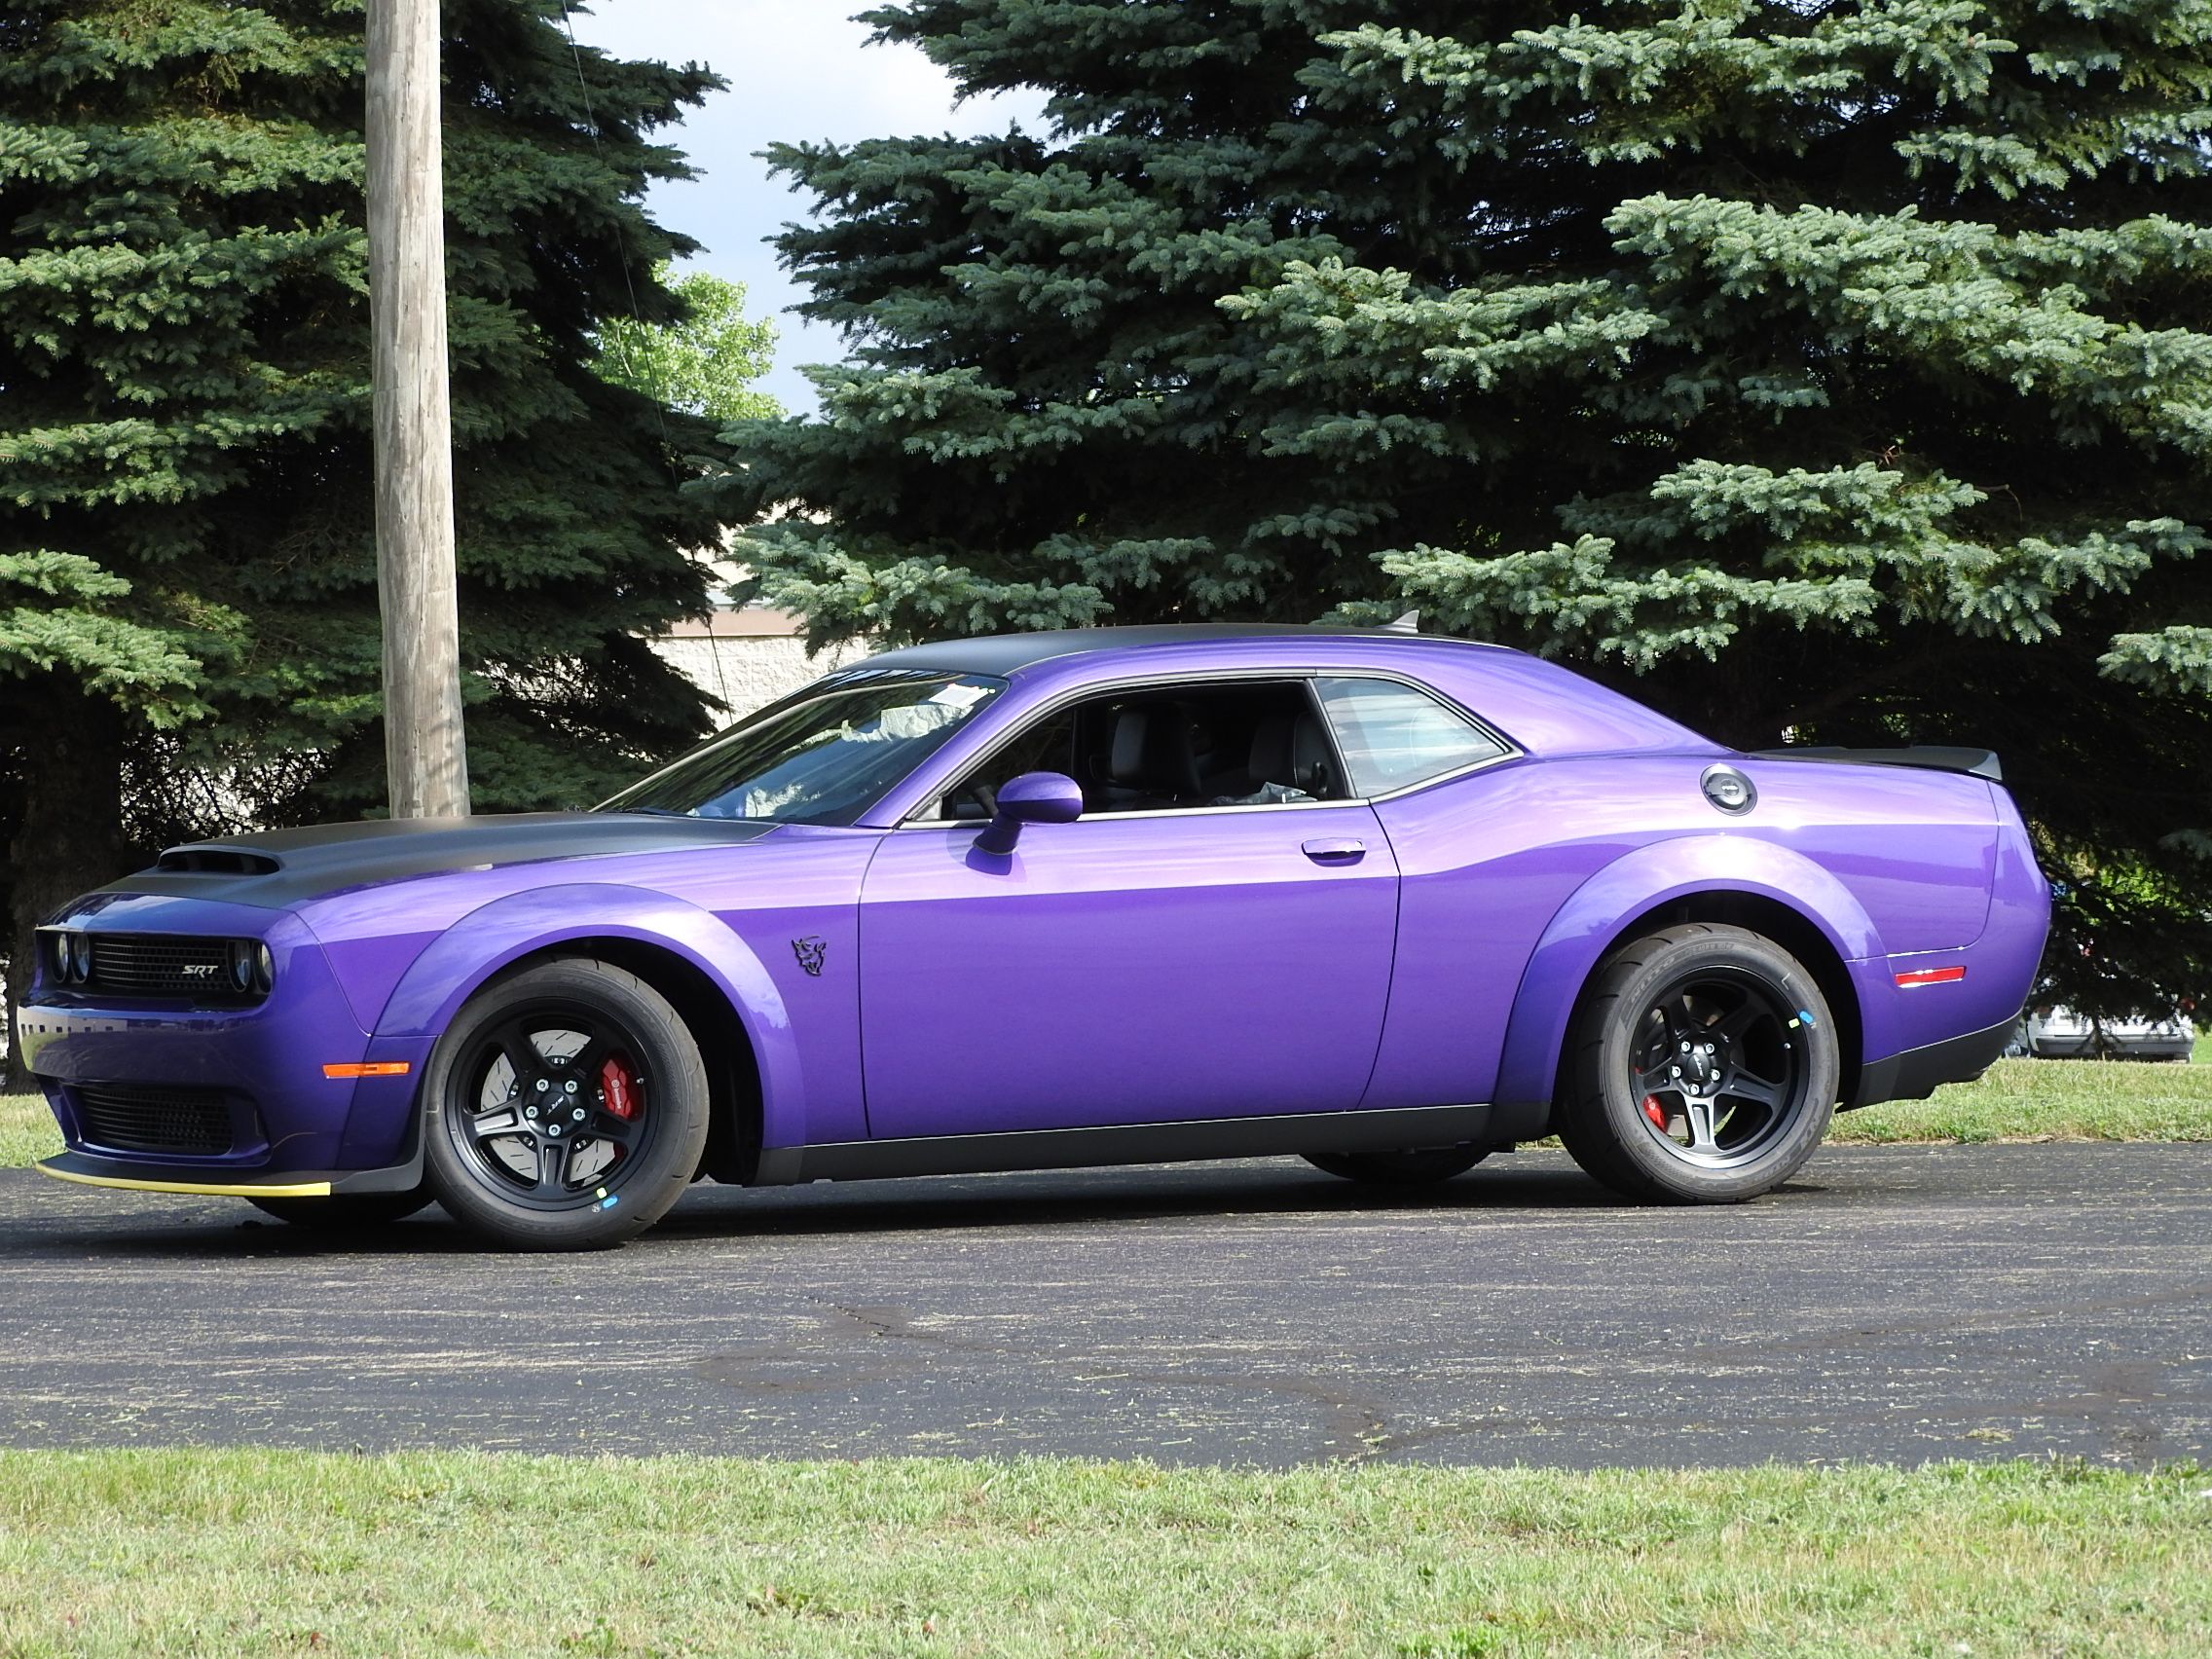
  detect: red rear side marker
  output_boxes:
[1895,966,1968,987]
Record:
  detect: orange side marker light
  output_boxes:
[322,1061,413,1080]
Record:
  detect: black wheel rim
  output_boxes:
[443,1000,659,1211]
[1628,967,1811,1170]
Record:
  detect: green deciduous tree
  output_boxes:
[1,0,724,1082]
[596,265,780,424]
[710,0,2212,1016]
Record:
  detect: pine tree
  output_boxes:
[711,0,2212,1017]
[1,0,724,1081]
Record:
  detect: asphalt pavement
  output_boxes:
[2,1144,2206,1467]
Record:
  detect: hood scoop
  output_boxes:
[156,845,283,876]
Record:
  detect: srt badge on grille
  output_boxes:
[792,936,829,977]
[181,964,217,978]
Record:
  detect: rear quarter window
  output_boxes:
[1313,677,1510,796]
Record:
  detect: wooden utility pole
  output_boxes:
[366,0,470,819]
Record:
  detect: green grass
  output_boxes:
[0,1091,56,1167]
[0,1452,2204,1657]
[3,1049,2210,1172]
[1831,1053,2212,1143]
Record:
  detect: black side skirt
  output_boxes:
[753,1102,1504,1187]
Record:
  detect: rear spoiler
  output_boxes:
[1750,745,2003,784]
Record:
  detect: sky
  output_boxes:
[564,1,1047,415]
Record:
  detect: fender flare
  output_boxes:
[369,883,806,1147]
[1493,836,1898,1111]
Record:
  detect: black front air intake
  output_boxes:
[73,1085,236,1157]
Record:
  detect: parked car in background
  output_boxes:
[19,626,2050,1249]
[2022,1007,2196,1061]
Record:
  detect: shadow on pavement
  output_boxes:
[23,1155,1661,1261]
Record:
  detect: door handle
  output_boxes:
[1302,837,1366,864]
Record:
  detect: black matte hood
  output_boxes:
[100,812,778,908]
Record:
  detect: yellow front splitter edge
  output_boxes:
[36,1160,333,1199]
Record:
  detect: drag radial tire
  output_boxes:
[247,1192,433,1231]
[1304,1148,1488,1187]
[422,959,711,1250]
[1556,923,1840,1204]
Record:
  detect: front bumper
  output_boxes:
[36,1146,424,1198]
[20,894,431,1179]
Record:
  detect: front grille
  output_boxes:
[74,1085,235,1156]
[88,935,241,1000]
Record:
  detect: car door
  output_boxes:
[856,679,1402,1139]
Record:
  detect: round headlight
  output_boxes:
[49,933,72,982]
[252,941,275,995]
[229,940,256,992]
[67,931,93,983]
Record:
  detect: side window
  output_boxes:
[935,681,1348,818]
[1313,677,1509,796]
[938,708,1080,820]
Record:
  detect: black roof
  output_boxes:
[864,624,1429,675]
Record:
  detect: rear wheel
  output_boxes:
[1557,923,1838,1203]
[422,959,711,1250]
[247,1191,432,1231]
[1303,1148,1488,1187]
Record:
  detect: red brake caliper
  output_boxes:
[600,1053,642,1123]
[1642,1094,1669,1128]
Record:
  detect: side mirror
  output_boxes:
[975,771,1084,855]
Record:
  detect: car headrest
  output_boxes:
[1249,710,1334,794]
[1108,706,1200,794]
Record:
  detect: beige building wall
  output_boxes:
[647,605,870,721]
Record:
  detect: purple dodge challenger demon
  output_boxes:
[22,627,2049,1249]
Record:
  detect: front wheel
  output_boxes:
[1556,923,1839,1203]
[422,959,711,1250]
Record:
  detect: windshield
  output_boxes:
[600,669,1006,825]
